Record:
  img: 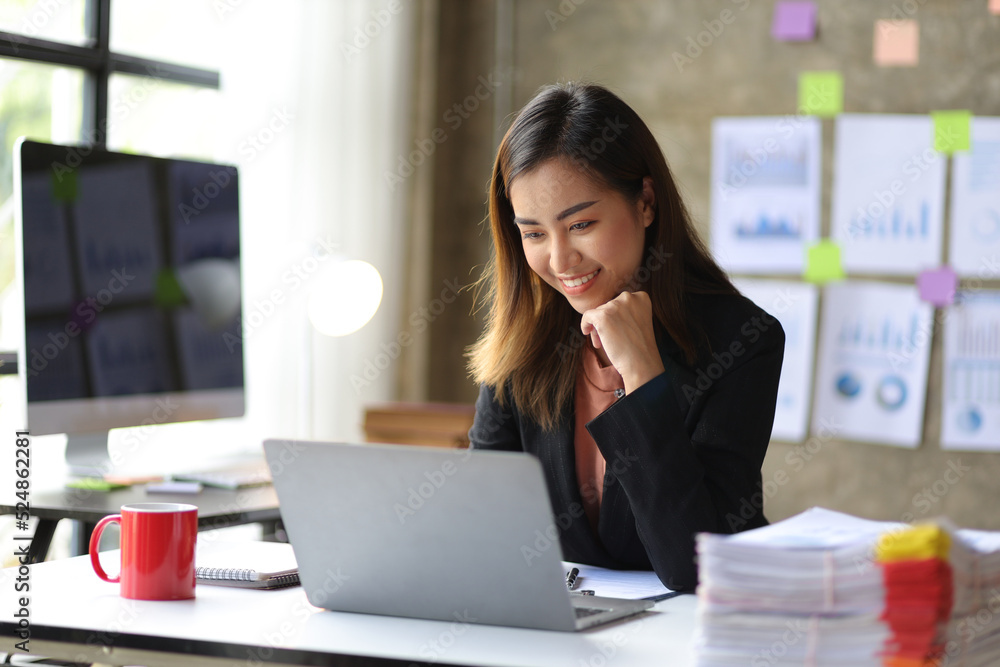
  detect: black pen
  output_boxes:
[565,567,579,590]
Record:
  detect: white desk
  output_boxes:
[0,542,698,666]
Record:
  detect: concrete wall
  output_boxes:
[418,0,1000,528]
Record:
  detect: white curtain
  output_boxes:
[212,0,414,448]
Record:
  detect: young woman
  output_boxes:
[467,82,784,592]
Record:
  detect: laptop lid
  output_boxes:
[263,439,650,632]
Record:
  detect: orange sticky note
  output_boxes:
[804,241,845,284]
[991,0,1000,15]
[873,19,919,67]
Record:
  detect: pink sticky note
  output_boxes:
[874,19,919,66]
[772,1,817,41]
[917,267,958,307]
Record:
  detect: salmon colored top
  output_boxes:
[573,345,625,533]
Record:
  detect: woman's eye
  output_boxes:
[522,231,542,240]
[570,220,594,231]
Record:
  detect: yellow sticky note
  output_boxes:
[877,524,951,563]
[873,19,919,67]
[798,71,843,117]
[932,110,972,154]
[804,240,844,284]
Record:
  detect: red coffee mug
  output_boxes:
[89,503,198,600]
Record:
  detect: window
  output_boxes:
[0,0,221,335]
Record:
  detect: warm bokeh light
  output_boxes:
[307,260,383,337]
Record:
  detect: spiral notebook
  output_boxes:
[195,540,300,590]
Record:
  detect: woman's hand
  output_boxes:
[580,291,665,394]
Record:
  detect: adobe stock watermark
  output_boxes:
[393,448,473,525]
[672,0,752,73]
[237,107,295,162]
[579,618,646,667]
[851,457,973,576]
[680,306,784,404]
[879,0,930,34]
[3,0,73,54]
[750,617,815,667]
[222,235,340,353]
[350,277,464,392]
[384,70,506,191]
[71,600,143,664]
[25,267,135,379]
[178,165,238,224]
[845,148,940,242]
[727,416,845,531]
[339,0,405,62]
[521,449,639,565]
[242,569,350,666]
[415,610,478,662]
[545,0,587,31]
[213,0,250,20]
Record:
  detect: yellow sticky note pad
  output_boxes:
[804,240,845,283]
[932,110,972,154]
[874,19,919,67]
[876,524,951,563]
[798,71,844,117]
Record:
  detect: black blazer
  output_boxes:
[468,291,785,592]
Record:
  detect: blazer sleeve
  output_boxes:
[586,321,785,592]
[468,383,522,452]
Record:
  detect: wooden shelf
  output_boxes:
[363,402,476,449]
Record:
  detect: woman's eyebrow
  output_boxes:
[513,200,599,226]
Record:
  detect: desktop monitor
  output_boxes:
[13,138,245,475]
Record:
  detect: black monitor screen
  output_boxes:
[17,140,244,408]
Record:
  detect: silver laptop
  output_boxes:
[263,439,653,631]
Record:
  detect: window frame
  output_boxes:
[0,0,220,150]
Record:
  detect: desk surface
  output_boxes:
[0,483,280,527]
[0,542,698,667]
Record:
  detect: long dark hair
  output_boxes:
[468,82,736,430]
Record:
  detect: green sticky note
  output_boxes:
[798,71,844,117]
[50,168,77,202]
[66,478,128,492]
[932,110,971,154]
[804,240,845,284]
[155,269,188,307]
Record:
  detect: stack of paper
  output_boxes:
[695,507,896,666]
[693,508,1000,667]
[875,524,953,666]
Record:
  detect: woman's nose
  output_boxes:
[549,234,581,275]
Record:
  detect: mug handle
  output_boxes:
[89,514,122,583]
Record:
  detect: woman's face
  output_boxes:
[509,158,654,315]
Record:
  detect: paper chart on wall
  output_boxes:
[941,291,1000,451]
[812,281,933,448]
[735,279,818,442]
[949,117,1000,277]
[710,116,821,273]
[831,114,946,275]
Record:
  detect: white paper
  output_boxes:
[734,279,818,442]
[949,117,1000,278]
[562,561,673,599]
[721,507,900,549]
[710,116,821,273]
[941,291,1000,451]
[811,281,933,447]
[831,114,946,275]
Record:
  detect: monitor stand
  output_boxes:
[65,432,113,477]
